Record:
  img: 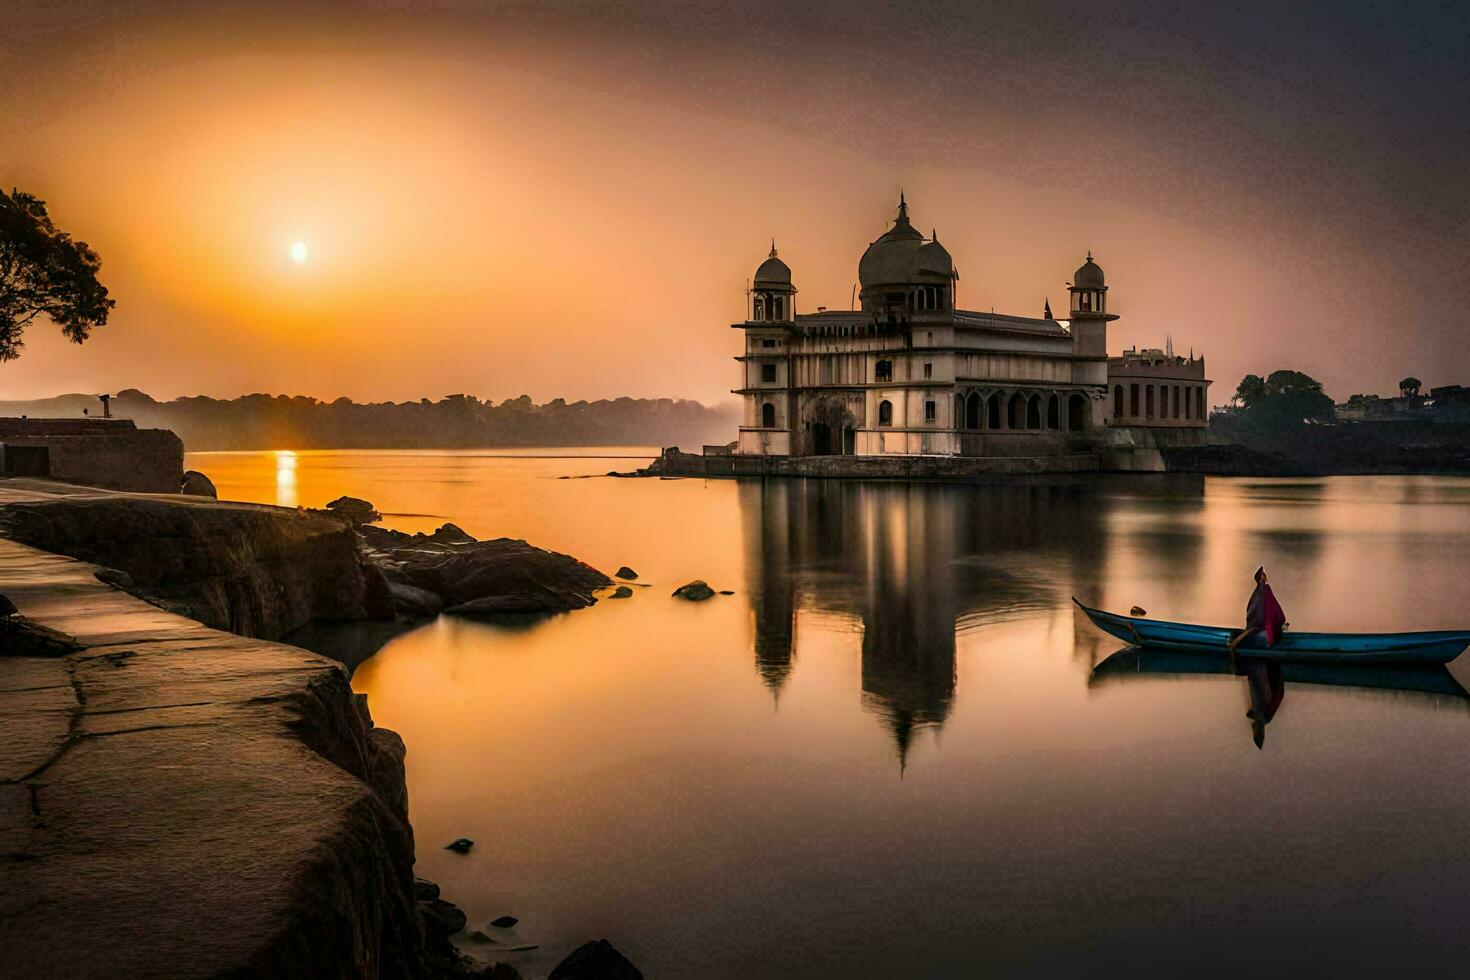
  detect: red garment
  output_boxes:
[1246,582,1287,646]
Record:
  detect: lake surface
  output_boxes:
[193,450,1470,979]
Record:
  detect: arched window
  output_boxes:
[772,296,784,321]
[753,294,766,321]
[875,359,893,382]
[1047,394,1060,429]
[1113,385,1123,418]
[1196,387,1205,419]
[966,391,981,429]
[761,402,776,428]
[1068,394,1087,431]
[1007,392,1025,429]
[878,400,893,426]
[1026,394,1042,430]
[1174,386,1182,419]
[1145,385,1155,419]
[1185,389,1192,420]
[954,394,966,430]
[987,392,1002,429]
[1130,383,1139,417]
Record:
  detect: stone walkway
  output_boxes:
[0,491,417,977]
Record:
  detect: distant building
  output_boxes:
[1336,380,1470,422]
[732,196,1209,461]
[1107,345,1210,431]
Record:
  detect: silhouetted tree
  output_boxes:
[1235,369,1335,429]
[1234,373,1266,408]
[0,189,113,361]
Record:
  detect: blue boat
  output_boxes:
[1073,598,1470,664]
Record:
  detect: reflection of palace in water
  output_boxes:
[740,477,1141,765]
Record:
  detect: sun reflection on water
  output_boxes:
[274,450,298,507]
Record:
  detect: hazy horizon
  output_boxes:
[5,1,1467,406]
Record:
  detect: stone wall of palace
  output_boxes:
[0,418,183,493]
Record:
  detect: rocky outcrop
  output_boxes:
[328,495,382,526]
[0,536,423,978]
[180,469,217,497]
[359,523,609,619]
[0,480,389,641]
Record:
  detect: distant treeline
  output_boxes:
[0,389,741,452]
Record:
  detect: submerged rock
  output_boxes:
[614,566,638,580]
[549,940,643,980]
[414,877,441,901]
[326,495,381,527]
[672,580,715,601]
[0,591,16,616]
[489,916,519,928]
[180,470,217,498]
[718,590,734,596]
[609,586,634,599]
[445,837,475,854]
[422,898,468,937]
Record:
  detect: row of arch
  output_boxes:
[950,389,1089,432]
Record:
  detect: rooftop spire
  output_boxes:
[898,190,908,222]
[1043,297,1054,320]
[769,237,778,259]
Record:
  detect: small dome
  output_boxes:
[754,242,791,287]
[1073,252,1105,288]
[913,238,953,278]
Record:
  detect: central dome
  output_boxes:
[858,196,952,289]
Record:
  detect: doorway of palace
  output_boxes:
[812,422,834,456]
[843,427,856,454]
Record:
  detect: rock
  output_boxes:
[614,566,638,580]
[609,586,633,599]
[325,495,381,527]
[389,580,444,619]
[180,470,217,498]
[549,939,644,980]
[414,877,441,901]
[363,531,610,617]
[446,837,475,853]
[718,590,734,596]
[1130,605,1147,617]
[0,491,387,641]
[422,898,468,937]
[0,614,84,656]
[490,916,519,928]
[93,566,135,590]
[0,592,16,616]
[672,580,715,601]
[428,522,477,545]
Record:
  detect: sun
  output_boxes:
[289,241,309,264]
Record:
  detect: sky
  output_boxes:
[3,0,1467,406]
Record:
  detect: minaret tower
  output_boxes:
[1067,251,1117,360]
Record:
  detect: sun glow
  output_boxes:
[289,241,309,264]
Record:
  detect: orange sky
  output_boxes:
[3,2,1465,406]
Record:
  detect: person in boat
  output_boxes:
[1228,566,1287,652]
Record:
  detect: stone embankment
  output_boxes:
[0,480,634,977]
[0,530,423,977]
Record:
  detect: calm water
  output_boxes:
[193,450,1470,979]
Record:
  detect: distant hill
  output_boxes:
[0,389,741,453]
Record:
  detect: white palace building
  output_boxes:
[728,195,1209,469]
